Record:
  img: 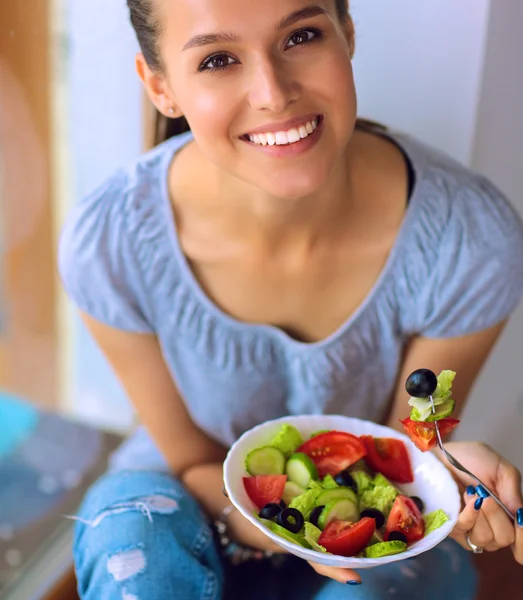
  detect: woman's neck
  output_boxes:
[169,128,406,258]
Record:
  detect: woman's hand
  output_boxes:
[307,561,362,585]
[228,510,363,583]
[441,441,523,562]
[227,508,287,553]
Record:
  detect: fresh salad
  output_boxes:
[400,369,460,452]
[242,411,452,558]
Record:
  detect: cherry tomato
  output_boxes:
[318,517,376,556]
[385,495,425,544]
[400,417,460,452]
[361,435,414,483]
[243,475,287,510]
[297,431,366,478]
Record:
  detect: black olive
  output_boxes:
[334,470,358,492]
[388,531,408,544]
[279,499,287,510]
[410,496,425,513]
[276,508,305,534]
[405,369,437,398]
[258,503,282,520]
[309,505,325,528]
[360,508,385,530]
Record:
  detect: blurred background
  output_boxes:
[1,0,523,461]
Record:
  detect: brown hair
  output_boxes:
[127,0,353,145]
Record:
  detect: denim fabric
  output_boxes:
[73,430,479,600]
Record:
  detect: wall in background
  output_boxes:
[65,0,140,430]
[464,0,523,465]
[350,0,491,165]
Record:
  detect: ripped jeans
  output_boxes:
[72,428,479,600]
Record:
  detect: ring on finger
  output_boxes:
[465,534,484,554]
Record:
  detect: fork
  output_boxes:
[427,393,515,521]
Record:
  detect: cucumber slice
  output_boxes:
[245,446,285,476]
[317,498,359,530]
[316,487,358,506]
[286,453,319,488]
[364,540,407,558]
[411,397,455,422]
[282,481,307,505]
[425,397,455,422]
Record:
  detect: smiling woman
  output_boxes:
[58,0,523,598]
[132,0,358,201]
[131,0,354,144]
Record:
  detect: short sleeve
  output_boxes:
[418,176,523,338]
[58,172,153,333]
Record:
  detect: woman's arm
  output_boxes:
[80,312,227,476]
[385,320,507,431]
[80,312,281,551]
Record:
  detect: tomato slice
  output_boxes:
[318,517,376,557]
[400,417,460,452]
[243,475,287,510]
[297,431,367,478]
[385,495,425,544]
[361,435,414,483]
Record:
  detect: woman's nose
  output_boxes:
[246,59,300,113]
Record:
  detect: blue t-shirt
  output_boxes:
[58,130,523,447]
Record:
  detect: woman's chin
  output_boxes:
[256,168,333,202]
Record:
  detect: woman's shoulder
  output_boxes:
[395,131,523,255]
[66,132,192,227]
[391,131,523,337]
[57,132,193,332]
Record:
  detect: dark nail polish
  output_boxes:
[346,580,362,585]
[476,485,489,499]
[466,485,476,495]
[517,508,523,526]
[474,497,483,511]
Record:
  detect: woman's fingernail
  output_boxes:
[466,485,476,495]
[474,497,484,511]
[346,580,362,585]
[517,508,523,526]
[476,485,489,499]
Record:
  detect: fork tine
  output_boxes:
[428,396,514,521]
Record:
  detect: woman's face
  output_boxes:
[152,0,357,200]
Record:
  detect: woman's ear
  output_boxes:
[343,14,356,58]
[135,53,183,118]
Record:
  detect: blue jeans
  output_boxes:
[73,429,479,599]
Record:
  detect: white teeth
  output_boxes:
[275,131,288,145]
[247,117,319,146]
[287,128,301,143]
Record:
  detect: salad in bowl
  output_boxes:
[223,371,461,568]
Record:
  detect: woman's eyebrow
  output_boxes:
[181,4,329,51]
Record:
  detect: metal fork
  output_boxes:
[428,394,515,521]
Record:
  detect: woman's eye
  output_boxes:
[200,54,236,72]
[287,29,321,48]
[198,28,323,72]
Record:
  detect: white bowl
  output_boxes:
[223,414,460,569]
